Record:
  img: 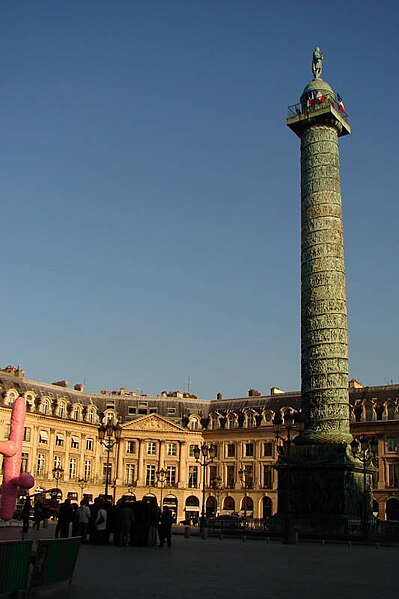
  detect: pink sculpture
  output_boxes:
[0,396,34,520]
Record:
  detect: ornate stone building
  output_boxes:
[0,366,398,522]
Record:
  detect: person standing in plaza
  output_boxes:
[56,498,73,538]
[93,499,108,544]
[77,499,91,542]
[22,495,31,533]
[33,495,45,530]
[158,506,173,548]
[115,498,135,546]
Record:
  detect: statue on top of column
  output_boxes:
[312,47,323,79]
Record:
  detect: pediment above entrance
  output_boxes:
[122,414,186,433]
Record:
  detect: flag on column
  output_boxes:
[337,93,345,113]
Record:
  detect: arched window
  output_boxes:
[241,496,253,514]
[245,411,256,428]
[387,404,396,421]
[189,416,200,431]
[206,496,217,517]
[386,498,399,521]
[227,414,236,430]
[208,413,219,430]
[262,496,273,519]
[365,404,374,422]
[6,390,18,406]
[41,399,51,415]
[223,496,235,512]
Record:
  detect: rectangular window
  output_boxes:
[21,452,29,473]
[209,465,217,483]
[189,444,197,458]
[388,463,399,488]
[386,438,399,452]
[226,443,235,458]
[103,463,112,484]
[4,424,10,439]
[149,407,157,414]
[128,407,137,415]
[188,466,198,488]
[263,442,273,457]
[84,460,92,481]
[145,464,155,486]
[166,465,176,485]
[126,441,136,454]
[39,430,48,444]
[86,438,94,451]
[263,465,273,489]
[36,454,45,477]
[244,443,254,457]
[138,402,148,415]
[23,427,31,442]
[226,465,235,489]
[58,404,65,418]
[71,436,79,449]
[147,442,156,456]
[125,463,135,485]
[106,402,115,409]
[69,458,77,480]
[55,434,64,447]
[53,455,62,470]
[167,443,177,457]
[167,407,176,415]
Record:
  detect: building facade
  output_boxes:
[0,366,398,522]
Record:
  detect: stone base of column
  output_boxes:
[271,443,374,539]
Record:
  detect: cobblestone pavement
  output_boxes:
[1,523,397,599]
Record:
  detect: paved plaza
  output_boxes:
[1,523,397,599]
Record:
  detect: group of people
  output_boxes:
[31,494,174,547]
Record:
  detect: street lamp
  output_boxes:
[209,476,223,516]
[156,467,166,508]
[238,465,253,518]
[98,418,122,499]
[350,435,378,539]
[194,442,217,533]
[52,466,64,484]
[78,477,88,499]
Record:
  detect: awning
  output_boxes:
[71,435,79,443]
[39,431,48,441]
[56,433,64,440]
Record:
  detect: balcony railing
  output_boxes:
[288,97,349,123]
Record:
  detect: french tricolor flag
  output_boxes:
[337,93,345,113]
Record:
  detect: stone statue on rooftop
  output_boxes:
[312,47,323,79]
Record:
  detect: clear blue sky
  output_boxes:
[0,1,397,399]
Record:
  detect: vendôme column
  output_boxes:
[275,49,371,534]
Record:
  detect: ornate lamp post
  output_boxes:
[78,477,88,499]
[194,442,217,533]
[350,436,378,539]
[210,476,223,516]
[52,466,64,493]
[238,465,253,519]
[156,467,166,508]
[98,418,122,499]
